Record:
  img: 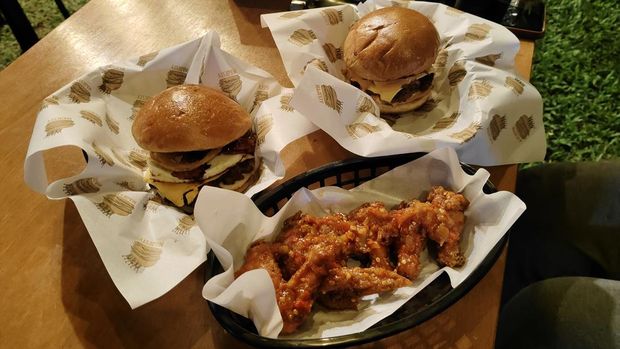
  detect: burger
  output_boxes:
[343,7,440,114]
[132,84,260,209]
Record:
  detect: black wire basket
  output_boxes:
[205,152,507,348]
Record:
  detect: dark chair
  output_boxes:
[0,0,71,52]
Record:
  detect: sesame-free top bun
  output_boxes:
[132,85,251,153]
[343,7,440,81]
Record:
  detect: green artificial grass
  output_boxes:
[1,0,618,163]
[0,0,88,69]
[530,0,620,163]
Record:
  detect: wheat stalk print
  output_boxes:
[322,43,342,63]
[448,61,467,86]
[95,194,135,217]
[69,81,91,103]
[123,239,164,271]
[450,122,481,143]
[465,23,492,41]
[475,53,502,66]
[434,49,449,70]
[346,123,381,139]
[416,98,441,113]
[303,59,329,74]
[488,114,507,141]
[513,115,535,141]
[468,80,494,100]
[316,85,343,114]
[256,114,274,146]
[128,150,148,170]
[173,215,195,235]
[356,96,377,116]
[45,118,74,137]
[280,11,304,19]
[280,94,294,112]
[115,181,143,191]
[91,142,115,166]
[251,85,269,113]
[218,71,242,101]
[288,29,317,46]
[445,6,464,16]
[166,65,188,87]
[432,112,460,130]
[99,69,124,94]
[105,114,120,134]
[144,199,163,213]
[62,177,101,196]
[80,110,103,126]
[41,96,60,109]
[505,76,525,95]
[137,51,158,66]
[321,9,343,25]
[130,96,149,120]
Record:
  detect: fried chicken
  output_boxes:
[234,186,469,334]
[318,267,411,310]
[347,202,399,269]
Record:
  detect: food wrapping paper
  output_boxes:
[198,147,526,339]
[261,0,546,166]
[23,32,317,308]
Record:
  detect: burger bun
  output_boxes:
[343,7,440,81]
[132,85,251,153]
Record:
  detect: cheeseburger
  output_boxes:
[132,85,260,208]
[343,7,440,114]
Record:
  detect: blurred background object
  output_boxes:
[0,0,88,69]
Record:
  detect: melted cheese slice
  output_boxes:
[367,82,405,103]
[148,180,201,207]
[202,154,249,180]
[147,153,252,183]
[145,154,255,207]
[347,70,428,103]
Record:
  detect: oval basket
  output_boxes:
[205,153,507,348]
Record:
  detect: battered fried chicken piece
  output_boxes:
[236,240,341,334]
[390,213,427,280]
[235,240,282,286]
[426,186,469,267]
[393,186,469,268]
[277,251,331,333]
[274,212,353,279]
[347,202,399,269]
[318,267,411,310]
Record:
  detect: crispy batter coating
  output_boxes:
[347,202,399,269]
[318,267,411,310]
[234,186,469,334]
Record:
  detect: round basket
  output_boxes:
[205,153,506,348]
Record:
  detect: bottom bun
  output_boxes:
[373,88,432,114]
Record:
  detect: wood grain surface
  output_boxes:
[0,0,535,348]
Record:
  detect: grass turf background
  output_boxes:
[1,0,618,163]
[530,0,620,163]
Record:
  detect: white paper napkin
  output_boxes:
[23,32,316,308]
[261,1,546,166]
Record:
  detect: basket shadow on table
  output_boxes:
[59,200,249,348]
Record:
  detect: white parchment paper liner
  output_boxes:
[23,32,317,308]
[261,0,546,166]
[197,147,526,339]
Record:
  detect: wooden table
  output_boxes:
[0,0,535,347]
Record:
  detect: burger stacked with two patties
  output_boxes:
[132,85,260,208]
[343,7,440,114]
